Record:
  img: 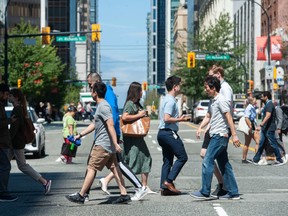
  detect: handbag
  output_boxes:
[237,116,250,135]
[61,142,77,157]
[120,116,150,137]
[23,117,36,144]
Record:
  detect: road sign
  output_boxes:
[276,78,284,86]
[205,54,230,60]
[56,36,86,42]
[24,38,36,45]
[265,65,273,79]
[196,53,206,60]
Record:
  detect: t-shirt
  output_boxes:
[158,94,179,132]
[209,94,230,136]
[62,113,77,138]
[220,80,233,114]
[244,104,257,124]
[94,100,115,153]
[262,100,276,131]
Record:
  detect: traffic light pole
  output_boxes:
[3,0,11,84]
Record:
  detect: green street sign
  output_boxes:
[56,36,86,42]
[205,54,230,60]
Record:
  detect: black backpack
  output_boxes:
[280,106,288,132]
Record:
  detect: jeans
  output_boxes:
[201,135,238,196]
[253,129,282,162]
[0,148,11,195]
[157,129,188,189]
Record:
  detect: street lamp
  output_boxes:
[4,0,11,85]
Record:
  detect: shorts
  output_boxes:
[87,145,116,172]
[201,129,211,149]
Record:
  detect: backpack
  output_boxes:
[280,106,288,132]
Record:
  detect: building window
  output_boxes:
[153,22,156,32]
[153,35,156,45]
[153,61,156,72]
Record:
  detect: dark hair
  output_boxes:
[262,91,272,100]
[9,88,28,117]
[165,75,181,91]
[0,83,9,92]
[92,82,107,98]
[204,76,221,92]
[124,82,142,107]
[67,105,77,112]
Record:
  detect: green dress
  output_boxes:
[122,100,152,175]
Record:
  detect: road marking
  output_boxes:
[183,138,196,143]
[267,189,288,192]
[152,140,157,145]
[157,147,162,151]
[213,203,229,216]
[147,135,152,139]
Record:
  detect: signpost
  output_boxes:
[265,65,273,79]
[205,54,230,60]
[56,36,86,42]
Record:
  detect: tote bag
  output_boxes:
[23,117,35,144]
[236,116,250,135]
[120,116,150,138]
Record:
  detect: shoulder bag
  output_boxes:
[120,116,150,138]
[23,117,36,144]
[236,116,250,135]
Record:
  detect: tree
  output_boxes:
[173,13,247,101]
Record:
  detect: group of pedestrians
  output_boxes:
[0,84,51,202]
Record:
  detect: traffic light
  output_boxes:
[42,26,51,45]
[187,52,195,68]
[91,24,101,42]
[111,77,116,87]
[17,79,22,88]
[142,82,148,91]
[246,80,254,92]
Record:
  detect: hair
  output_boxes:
[0,83,9,92]
[204,76,221,92]
[92,82,107,98]
[262,91,272,100]
[9,88,28,117]
[165,75,181,91]
[209,64,224,77]
[124,82,143,108]
[67,105,77,112]
[87,72,102,82]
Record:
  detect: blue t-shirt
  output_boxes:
[105,84,121,136]
[158,94,179,131]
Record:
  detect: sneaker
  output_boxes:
[44,180,52,195]
[65,192,85,204]
[258,158,268,166]
[146,186,157,194]
[84,193,89,202]
[211,184,227,198]
[219,194,240,200]
[190,191,210,200]
[246,159,259,165]
[56,156,66,163]
[112,194,131,204]
[131,186,148,201]
[273,159,285,166]
[242,159,250,164]
[99,178,110,195]
[0,194,18,202]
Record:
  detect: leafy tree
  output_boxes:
[173,13,247,102]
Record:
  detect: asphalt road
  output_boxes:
[1,120,288,216]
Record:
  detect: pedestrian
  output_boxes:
[250,91,284,165]
[86,73,148,201]
[275,103,288,152]
[241,96,260,163]
[181,99,189,115]
[65,82,130,204]
[121,82,153,194]
[45,102,53,123]
[157,75,188,196]
[76,101,84,121]
[56,105,78,164]
[0,83,18,202]
[8,88,51,195]
[191,76,240,200]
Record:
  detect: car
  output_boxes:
[233,102,245,121]
[5,106,46,158]
[192,100,210,124]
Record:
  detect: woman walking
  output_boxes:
[242,96,260,163]
[122,82,152,190]
[8,89,51,195]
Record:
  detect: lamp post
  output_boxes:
[4,0,11,85]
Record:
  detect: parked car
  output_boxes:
[192,100,210,124]
[5,106,46,158]
[233,102,245,121]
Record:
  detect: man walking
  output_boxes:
[157,75,188,196]
[0,83,18,202]
[191,76,240,200]
[252,91,284,165]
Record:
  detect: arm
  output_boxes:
[164,113,186,123]
[224,112,240,147]
[196,112,211,139]
[75,122,95,139]
[257,112,271,131]
[106,118,122,152]
[122,110,146,122]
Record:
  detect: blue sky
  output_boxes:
[99,0,150,108]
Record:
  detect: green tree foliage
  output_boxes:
[174,13,247,101]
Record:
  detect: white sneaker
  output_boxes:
[258,158,268,165]
[55,156,66,163]
[131,186,148,201]
[99,178,110,195]
[146,186,157,194]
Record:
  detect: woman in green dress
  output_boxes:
[122,82,152,188]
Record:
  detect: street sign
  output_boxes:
[265,65,273,79]
[205,54,230,60]
[56,36,86,42]
[276,78,284,86]
[196,53,206,60]
[24,38,36,45]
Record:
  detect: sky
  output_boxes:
[99,0,150,108]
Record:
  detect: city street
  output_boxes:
[1,120,288,216]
